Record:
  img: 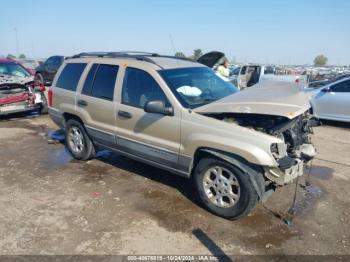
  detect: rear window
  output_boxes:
[56,63,86,91]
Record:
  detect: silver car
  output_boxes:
[311,77,350,122]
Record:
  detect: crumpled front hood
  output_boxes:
[0,74,34,86]
[194,81,311,119]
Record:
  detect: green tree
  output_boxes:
[175,52,186,58]
[193,49,203,60]
[314,55,328,66]
[6,54,16,59]
[19,54,26,59]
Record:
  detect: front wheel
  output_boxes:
[65,119,95,160]
[193,157,259,220]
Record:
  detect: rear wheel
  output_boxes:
[193,157,259,220]
[65,119,95,160]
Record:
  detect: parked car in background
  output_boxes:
[48,51,316,220]
[303,74,350,91]
[0,59,48,115]
[35,55,64,85]
[311,77,350,123]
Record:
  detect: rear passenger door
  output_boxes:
[115,67,181,170]
[76,63,120,147]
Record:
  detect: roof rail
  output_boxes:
[69,51,193,68]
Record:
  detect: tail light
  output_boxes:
[48,89,53,107]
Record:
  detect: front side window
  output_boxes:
[90,64,119,100]
[331,80,350,93]
[230,67,240,76]
[56,63,86,91]
[122,67,168,108]
[159,67,238,108]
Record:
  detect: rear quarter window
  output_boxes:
[56,63,87,91]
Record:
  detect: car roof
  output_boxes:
[0,59,17,63]
[65,52,206,70]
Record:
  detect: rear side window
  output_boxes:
[89,64,119,100]
[56,63,86,91]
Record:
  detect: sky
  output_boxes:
[0,0,349,65]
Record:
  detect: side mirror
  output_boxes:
[144,100,173,116]
[321,87,331,92]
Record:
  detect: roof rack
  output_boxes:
[68,51,193,68]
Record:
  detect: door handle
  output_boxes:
[77,99,88,107]
[118,110,132,119]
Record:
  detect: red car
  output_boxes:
[0,59,48,116]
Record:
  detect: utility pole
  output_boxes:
[169,34,176,55]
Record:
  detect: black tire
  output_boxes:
[39,93,48,114]
[193,157,259,220]
[35,73,44,84]
[65,119,95,160]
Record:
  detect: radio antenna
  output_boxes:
[169,34,176,55]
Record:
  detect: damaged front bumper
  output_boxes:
[265,143,316,185]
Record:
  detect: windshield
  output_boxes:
[0,62,30,77]
[159,67,238,108]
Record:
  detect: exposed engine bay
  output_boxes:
[205,112,318,185]
[0,75,44,115]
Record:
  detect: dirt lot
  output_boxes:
[0,113,349,257]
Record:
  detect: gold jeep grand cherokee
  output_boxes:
[48,52,316,219]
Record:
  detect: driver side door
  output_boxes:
[115,67,181,170]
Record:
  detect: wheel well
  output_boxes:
[193,148,216,169]
[192,148,244,174]
[62,113,84,127]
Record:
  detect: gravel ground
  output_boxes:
[0,113,349,258]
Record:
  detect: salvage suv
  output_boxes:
[48,52,316,219]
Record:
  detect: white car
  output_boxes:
[310,77,350,122]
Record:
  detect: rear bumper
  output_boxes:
[48,107,65,128]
